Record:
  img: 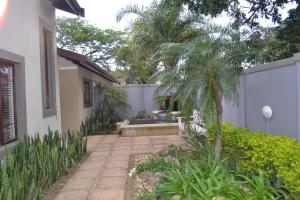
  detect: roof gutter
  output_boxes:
[85,60,120,84]
[65,0,85,17]
[57,48,120,84]
[50,0,85,17]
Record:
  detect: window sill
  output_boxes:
[43,108,57,118]
[84,105,93,108]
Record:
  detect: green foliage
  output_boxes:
[136,156,172,174]
[132,129,291,199]
[151,28,240,157]
[80,114,117,135]
[117,0,203,72]
[131,110,152,119]
[136,189,156,200]
[276,6,300,54]
[156,157,287,199]
[0,130,86,200]
[239,171,290,199]
[153,95,166,110]
[168,0,299,64]
[208,122,300,194]
[112,40,153,84]
[56,17,124,70]
[81,85,130,135]
[180,0,299,27]
[99,85,130,113]
[155,35,239,122]
[163,144,190,162]
[241,26,298,68]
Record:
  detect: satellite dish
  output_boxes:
[262,105,272,119]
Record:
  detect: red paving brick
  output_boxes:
[54,134,185,200]
[55,191,89,200]
[90,189,125,200]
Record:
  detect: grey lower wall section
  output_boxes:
[117,84,161,119]
[119,53,300,140]
[223,53,300,140]
[244,65,297,138]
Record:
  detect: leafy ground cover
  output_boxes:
[130,127,298,200]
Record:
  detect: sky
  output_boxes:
[57,0,296,31]
[57,0,153,30]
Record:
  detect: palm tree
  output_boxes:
[116,0,202,70]
[155,33,239,158]
[118,0,240,157]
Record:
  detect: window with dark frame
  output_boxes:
[83,80,93,107]
[0,61,17,145]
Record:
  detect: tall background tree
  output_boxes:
[112,40,153,84]
[181,0,299,26]
[56,17,125,71]
[177,0,300,65]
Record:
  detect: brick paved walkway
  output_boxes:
[54,134,185,200]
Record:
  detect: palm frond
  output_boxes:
[116,4,145,22]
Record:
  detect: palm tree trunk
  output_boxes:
[215,114,222,159]
[213,81,224,159]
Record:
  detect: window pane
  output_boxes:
[43,29,51,109]
[83,80,93,107]
[0,62,17,145]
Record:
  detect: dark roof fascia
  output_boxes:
[51,0,85,17]
[57,48,120,84]
[85,60,120,83]
[80,61,119,84]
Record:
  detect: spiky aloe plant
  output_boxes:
[0,128,87,200]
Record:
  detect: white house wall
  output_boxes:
[0,0,61,136]
[58,56,80,133]
[58,55,115,132]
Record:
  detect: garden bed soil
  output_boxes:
[125,145,187,200]
[125,154,136,200]
[125,153,158,200]
[43,152,90,200]
[125,153,164,200]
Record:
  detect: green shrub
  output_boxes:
[80,114,118,135]
[208,122,300,194]
[131,110,152,119]
[0,130,87,200]
[81,85,130,135]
